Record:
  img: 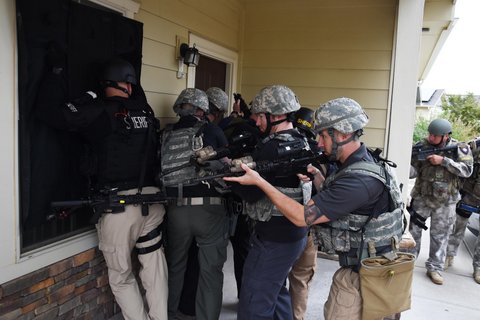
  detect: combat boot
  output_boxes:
[445,256,454,270]
[426,271,443,285]
[474,268,480,284]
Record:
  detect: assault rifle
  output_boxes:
[50,188,170,224]
[411,144,458,161]
[162,148,329,188]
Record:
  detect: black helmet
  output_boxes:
[428,118,452,136]
[294,107,316,139]
[102,58,137,85]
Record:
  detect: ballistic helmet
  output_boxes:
[428,118,452,136]
[102,58,137,85]
[206,87,228,113]
[294,107,316,139]
[314,97,369,134]
[250,85,301,115]
[173,88,209,115]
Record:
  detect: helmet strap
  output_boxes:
[328,129,359,161]
[103,81,130,96]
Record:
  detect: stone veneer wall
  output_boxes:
[0,248,121,320]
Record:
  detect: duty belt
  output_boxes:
[171,197,225,206]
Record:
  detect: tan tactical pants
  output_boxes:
[324,267,402,320]
[289,233,318,320]
[97,187,168,320]
[324,267,362,320]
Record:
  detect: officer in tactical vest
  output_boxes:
[445,137,480,284]
[408,118,473,285]
[37,58,168,320]
[225,97,404,320]
[289,106,320,320]
[228,85,309,319]
[161,88,229,320]
[206,87,229,125]
[206,87,255,298]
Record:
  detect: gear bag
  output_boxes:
[359,253,415,320]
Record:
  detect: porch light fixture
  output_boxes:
[177,43,200,79]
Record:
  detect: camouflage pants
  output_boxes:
[448,214,480,268]
[408,198,456,272]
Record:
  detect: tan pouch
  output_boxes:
[359,253,415,320]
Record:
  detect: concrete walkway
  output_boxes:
[220,226,480,319]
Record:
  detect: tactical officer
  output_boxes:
[229,85,309,319]
[445,137,480,284]
[176,87,233,317]
[206,87,229,125]
[225,97,404,320]
[161,88,229,320]
[408,118,473,285]
[37,58,168,320]
[289,106,320,320]
[206,87,255,298]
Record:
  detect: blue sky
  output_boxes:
[422,0,480,95]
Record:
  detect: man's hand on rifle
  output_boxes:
[223,163,262,186]
[297,164,325,191]
[426,154,444,166]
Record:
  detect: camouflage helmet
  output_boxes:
[173,88,209,114]
[428,118,452,135]
[250,85,301,115]
[314,97,369,134]
[206,87,228,112]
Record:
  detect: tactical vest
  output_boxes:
[244,132,310,221]
[160,121,205,188]
[411,139,466,206]
[93,98,158,190]
[312,160,404,262]
[460,149,480,206]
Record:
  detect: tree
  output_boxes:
[441,93,480,141]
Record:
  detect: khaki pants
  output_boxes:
[324,267,402,320]
[324,267,362,320]
[97,187,168,320]
[289,233,317,320]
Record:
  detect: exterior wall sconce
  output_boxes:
[177,43,200,79]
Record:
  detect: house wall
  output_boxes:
[136,0,244,124]
[241,0,397,149]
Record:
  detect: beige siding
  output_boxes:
[135,0,244,124]
[242,0,397,149]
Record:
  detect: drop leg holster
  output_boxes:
[135,222,164,255]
